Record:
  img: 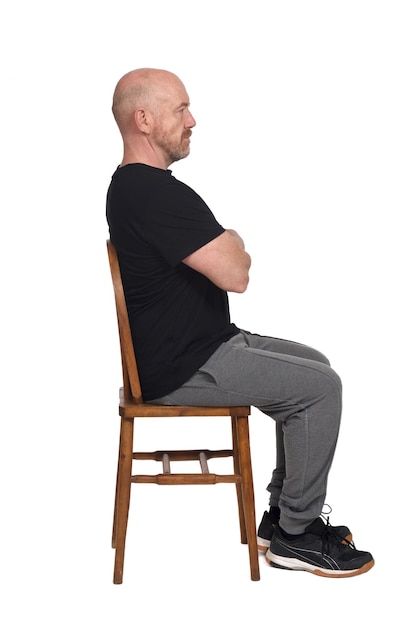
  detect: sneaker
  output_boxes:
[266,518,374,578]
[257,510,352,553]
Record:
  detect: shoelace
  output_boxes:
[320,503,356,545]
[320,502,333,519]
[320,515,356,554]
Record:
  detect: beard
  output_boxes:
[154,128,191,164]
[168,142,190,163]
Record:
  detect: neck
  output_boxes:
[120,141,169,170]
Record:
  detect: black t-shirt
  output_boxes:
[106,163,239,400]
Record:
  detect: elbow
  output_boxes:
[237,275,250,293]
[229,272,249,294]
[230,256,251,293]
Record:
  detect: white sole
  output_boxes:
[257,536,270,552]
[266,551,375,578]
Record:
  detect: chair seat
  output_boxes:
[119,388,251,418]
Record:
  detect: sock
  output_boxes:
[269,506,280,522]
[279,525,304,540]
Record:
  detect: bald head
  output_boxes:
[111,68,196,169]
[112,68,185,134]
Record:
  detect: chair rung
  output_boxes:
[162,453,170,474]
[199,451,209,474]
[131,448,236,481]
[131,473,240,485]
[132,449,233,462]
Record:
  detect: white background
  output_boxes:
[1,1,416,623]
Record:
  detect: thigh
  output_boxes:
[153,331,340,412]
[240,330,330,365]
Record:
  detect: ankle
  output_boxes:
[279,525,304,540]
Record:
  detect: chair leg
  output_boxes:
[235,414,260,582]
[112,423,123,549]
[113,417,134,584]
[231,416,247,544]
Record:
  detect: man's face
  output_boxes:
[152,79,196,166]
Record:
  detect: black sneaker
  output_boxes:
[266,518,374,578]
[257,510,352,553]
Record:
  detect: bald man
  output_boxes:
[106,68,374,577]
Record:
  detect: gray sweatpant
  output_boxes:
[152,330,342,534]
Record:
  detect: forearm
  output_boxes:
[183,229,251,293]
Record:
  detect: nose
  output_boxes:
[186,110,196,128]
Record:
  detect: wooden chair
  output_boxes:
[107,239,260,584]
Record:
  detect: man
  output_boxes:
[106,68,374,577]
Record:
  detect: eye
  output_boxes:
[177,104,190,115]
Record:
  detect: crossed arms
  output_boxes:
[182,229,251,293]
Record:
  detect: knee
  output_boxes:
[309,347,331,366]
[322,364,343,398]
[318,352,331,366]
[308,360,342,401]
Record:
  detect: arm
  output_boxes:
[182,229,251,293]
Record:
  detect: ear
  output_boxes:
[134,108,152,134]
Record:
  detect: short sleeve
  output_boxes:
[143,179,225,266]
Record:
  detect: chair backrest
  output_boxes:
[107,239,143,402]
